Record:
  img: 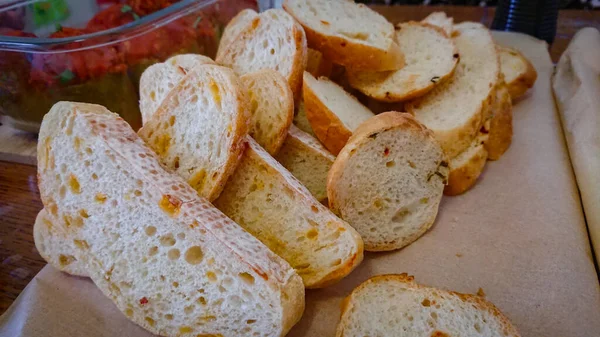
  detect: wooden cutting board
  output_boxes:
[0,116,37,166]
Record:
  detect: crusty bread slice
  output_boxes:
[34,208,87,277]
[216,9,308,99]
[336,274,521,337]
[498,45,538,100]
[216,9,258,61]
[421,11,453,37]
[306,48,333,78]
[241,70,294,155]
[485,77,513,161]
[347,22,458,102]
[214,137,363,288]
[139,56,215,123]
[283,0,404,71]
[328,112,447,252]
[303,72,374,155]
[138,65,248,201]
[275,124,335,203]
[406,22,499,158]
[37,102,304,337]
[445,132,489,196]
[293,99,317,137]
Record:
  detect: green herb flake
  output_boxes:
[121,4,133,13]
[133,13,140,20]
[193,16,203,29]
[55,23,62,32]
[57,69,75,83]
[430,76,440,83]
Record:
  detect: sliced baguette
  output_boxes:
[214,137,363,288]
[283,0,404,71]
[138,65,248,201]
[303,72,374,155]
[328,112,448,252]
[216,9,258,61]
[216,9,308,99]
[306,48,333,78]
[37,102,304,337]
[445,132,489,196]
[406,22,499,158]
[293,99,317,137]
[347,21,458,102]
[485,77,513,160]
[336,274,521,337]
[241,70,294,155]
[165,53,216,70]
[498,45,538,100]
[275,124,335,203]
[34,208,87,277]
[421,11,453,37]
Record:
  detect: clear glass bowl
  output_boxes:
[0,0,259,132]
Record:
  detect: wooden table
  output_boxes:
[1,5,599,315]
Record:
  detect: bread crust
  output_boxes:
[486,79,513,160]
[216,9,258,61]
[499,46,538,100]
[444,139,488,196]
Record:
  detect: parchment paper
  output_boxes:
[552,27,600,265]
[1,31,599,337]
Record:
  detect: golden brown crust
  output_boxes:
[444,142,488,196]
[308,239,364,289]
[502,47,538,101]
[486,81,513,160]
[306,48,333,78]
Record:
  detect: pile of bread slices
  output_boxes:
[33,1,536,336]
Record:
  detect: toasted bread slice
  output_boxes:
[34,208,87,277]
[275,125,335,203]
[406,22,499,158]
[328,112,447,252]
[293,99,317,137]
[445,132,489,196]
[216,9,258,61]
[421,11,453,37]
[241,70,294,155]
[303,72,374,155]
[336,274,521,337]
[216,9,307,99]
[214,137,363,288]
[37,102,304,337]
[485,77,513,160]
[283,0,404,71]
[498,45,538,100]
[347,22,458,102]
[306,48,333,78]
[138,65,248,201]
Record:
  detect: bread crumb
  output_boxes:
[477,287,486,297]
[455,253,463,257]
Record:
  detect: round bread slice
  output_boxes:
[283,0,404,71]
[347,22,458,102]
[216,9,258,61]
[336,274,521,337]
[241,70,294,155]
[328,112,448,252]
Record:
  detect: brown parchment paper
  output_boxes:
[552,27,600,265]
[1,31,599,337]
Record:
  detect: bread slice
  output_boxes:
[37,102,304,337]
[216,9,307,99]
[216,9,258,61]
[347,22,458,102]
[485,77,513,161]
[306,48,333,78]
[303,72,374,155]
[275,124,335,203]
[283,0,404,71]
[34,208,87,277]
[214,137,364,288]
[139,55,215,123]
[444,132,489,196]
[406,22,499,158]
[138,65,248,201]
[241,70,294,155]
[336,274,521,337]
[421,11,453,37]
[328,112,448,252]
[498,45,538,100]
[293,99,317,137]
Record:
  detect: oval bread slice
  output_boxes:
[347,21,458,102]
[283,0,404,71]
[216,9,308,99]
[406,22,499,159]
[303,72,374,155]
[37,102,304,337]
[216,9,258,61]
[138,65,248,201]
[328,112,448,252]
[498,45,537,100]
[336,274,521,337]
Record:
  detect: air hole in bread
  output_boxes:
[149,246,158,256]
[168,248,180,260]
[238,272,255,285]
[386,160,396,167]
[422,298,431,307]
[306,229,318,239]
[310,205,319,213]
[246,319,257,325]
[79,209,89,218]
[145,226,156,236]
[331,258,342,266]
[58,254,76,266]
[73,239,89,249]
[150,91,156,101]
[392,208,410,222]
[185,246,204,265]
[197,296,207,305]
[206,271,217,281]
[159,234,176,247]
[144,317,155,327]
[183,304,194,315]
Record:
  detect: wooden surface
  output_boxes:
[0,5,599,316]
[0,116,38,166]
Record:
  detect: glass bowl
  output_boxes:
[0,0,259,132]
